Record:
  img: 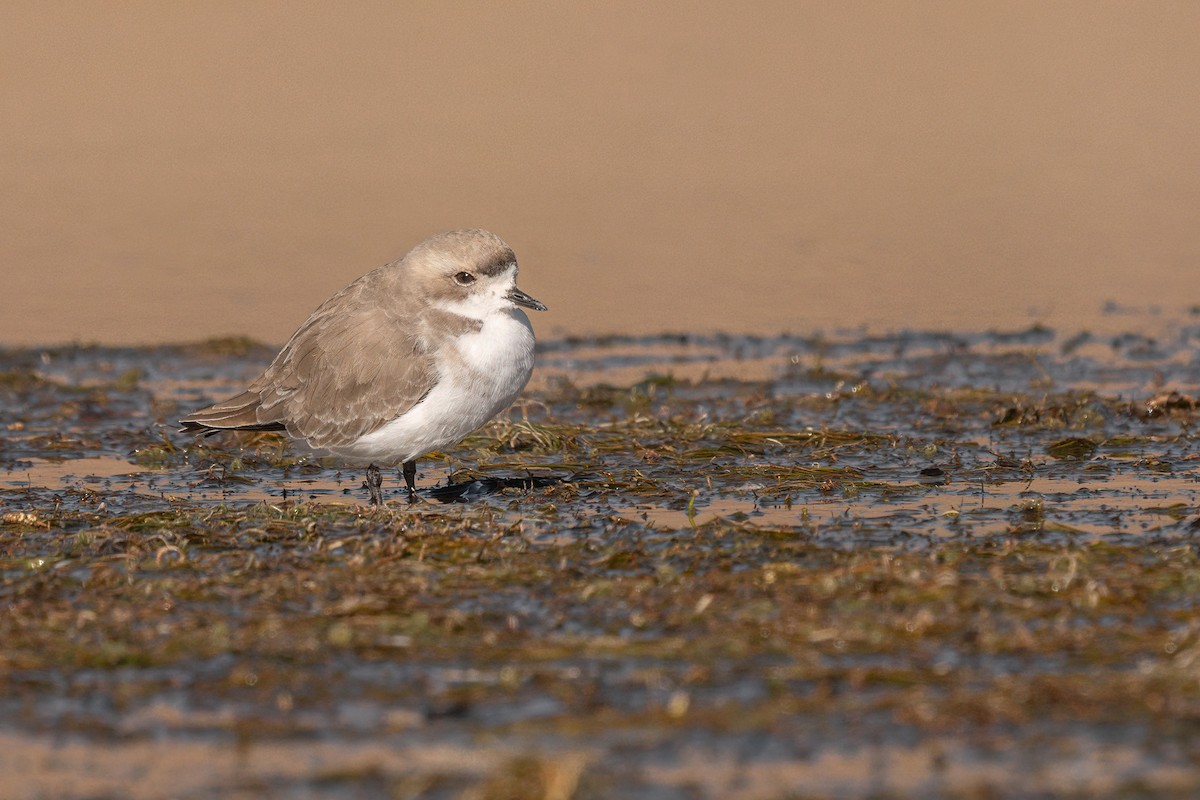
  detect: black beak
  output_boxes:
[507,286,547,312]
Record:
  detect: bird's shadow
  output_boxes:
[424,474,566,504]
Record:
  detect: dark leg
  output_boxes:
[402,460,418,503]
[364,463,384,506]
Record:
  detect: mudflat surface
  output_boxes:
[3,2,1200,345]
[4,319,1200,798]
[5,5,1200,797]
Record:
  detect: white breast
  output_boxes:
[332,309,536,465]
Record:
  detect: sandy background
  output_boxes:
[2,2,1199,346]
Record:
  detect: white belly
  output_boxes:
[329,310,536,464]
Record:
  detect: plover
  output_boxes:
[180,228,547,504]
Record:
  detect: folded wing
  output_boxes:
[180,276,438,448]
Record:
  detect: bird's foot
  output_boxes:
[364,464,384,506]
[402,460,421,504]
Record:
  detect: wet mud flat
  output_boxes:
[3,324,1200,799]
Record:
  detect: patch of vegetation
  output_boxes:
[3,331,1200,798]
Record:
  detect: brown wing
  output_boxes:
[182,270,440,448]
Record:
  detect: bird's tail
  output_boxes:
[179,390,286,436]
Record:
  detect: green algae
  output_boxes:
[3,329,1200,798]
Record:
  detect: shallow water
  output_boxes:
[3,324,1200,798]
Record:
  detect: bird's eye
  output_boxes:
[454,271,476,286]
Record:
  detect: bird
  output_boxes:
[180,228,547,504]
